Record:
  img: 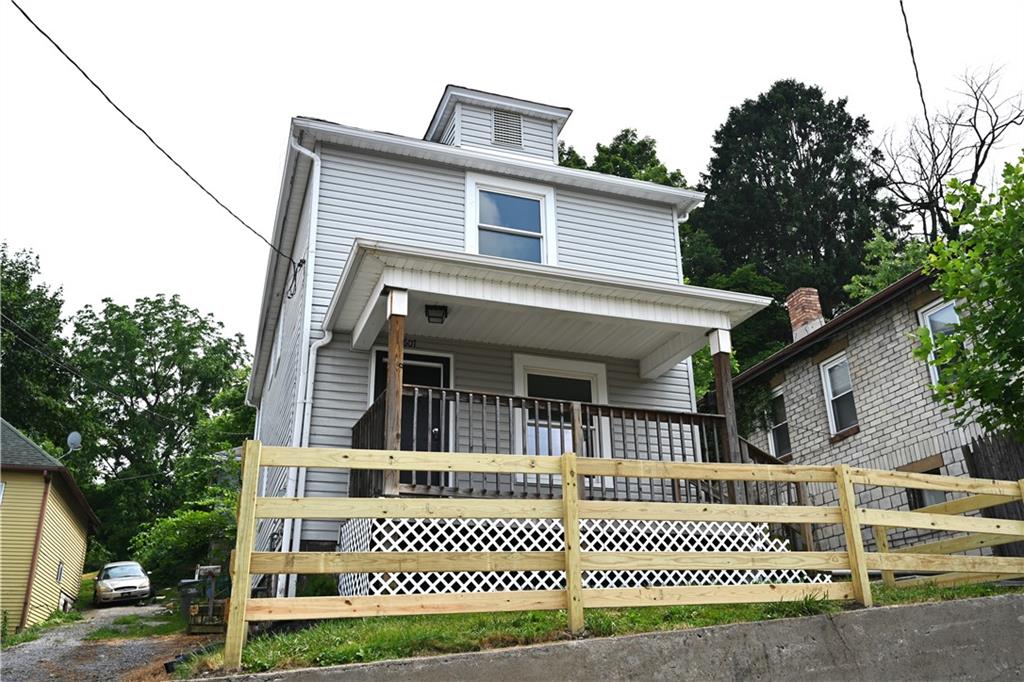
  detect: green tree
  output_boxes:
[589,129,686,187]
[0,244,71,450]
[843,229,931,304]
[560,129,687,187]
[916,157,1024,436]
[557,141,588,169]
[67,294,249,556]
[687,80,897,318]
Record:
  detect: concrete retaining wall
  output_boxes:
[215,594,1024,681]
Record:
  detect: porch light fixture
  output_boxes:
[425,304,448,325]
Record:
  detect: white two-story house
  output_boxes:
[247,86,776,596]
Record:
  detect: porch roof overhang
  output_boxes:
[325,241,771,378]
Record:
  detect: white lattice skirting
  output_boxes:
[338,518,830,596]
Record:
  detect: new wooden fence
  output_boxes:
[223,441,1024,670]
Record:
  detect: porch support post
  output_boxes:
[384,289,408,496]
[709,328,742,466]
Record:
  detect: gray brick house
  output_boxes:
[734,269,984,551]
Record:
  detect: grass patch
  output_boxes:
[85,610,186,641]
[76,572,97,610]
[1,610,84,649]
[179,593,842,676]
[872,580,1024,605]
[179,580,1024,677]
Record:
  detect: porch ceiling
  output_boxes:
[325,241,771,378]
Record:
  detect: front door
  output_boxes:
[372,351,451,485]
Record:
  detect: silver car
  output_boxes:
[93,561,152,605]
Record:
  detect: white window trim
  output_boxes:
[513,354,611,487]
[819,352,857,436]
[917,298,958,385]
[465,172,558,265]
[766,387,789,458]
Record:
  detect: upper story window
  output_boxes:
[768,389,792,457]
[917,299,960,384]
[820,352,858,435]
[466,174,557,265]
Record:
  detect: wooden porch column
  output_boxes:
[383,289,408,496]
[709,328,742,465]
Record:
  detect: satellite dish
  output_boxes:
[66,431,82,451]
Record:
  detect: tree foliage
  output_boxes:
[0,243,71,451]
[560,129,687,187]
[843,229,931,304]
[130,487,238,586]
[916,156,1024,436]
[687,80,897,319]
[64,294,252,556]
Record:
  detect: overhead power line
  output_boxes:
[9,0,304,297]
[1,311,253,438]
[898,0,934,142]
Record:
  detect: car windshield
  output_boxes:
[100,565,145,580]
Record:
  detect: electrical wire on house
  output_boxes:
[1,312,253,438]
[8,0,305,298]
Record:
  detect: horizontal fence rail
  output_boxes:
[223,442,1024,671]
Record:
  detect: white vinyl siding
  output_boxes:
[458,104,555,161]
[556,189,680,283]
[314,149,466,327]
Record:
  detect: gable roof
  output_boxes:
[733,268,932,388]
[1,419,99,526]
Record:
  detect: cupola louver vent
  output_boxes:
[492,110,523,148]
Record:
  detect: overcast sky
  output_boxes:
[2,1,1022,352]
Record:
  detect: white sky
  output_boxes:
[2,1,1022,352]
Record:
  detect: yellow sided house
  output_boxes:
[1,419,97,630]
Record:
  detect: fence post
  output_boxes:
[224,440,263,670]
[561,451,585,635]
[835,464,872,606]
[872,526,895,587]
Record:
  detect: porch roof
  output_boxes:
[325,241,771,378]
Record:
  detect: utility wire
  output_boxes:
[1,312,253,438]
[9,0,304,298]
[898,0,935,145]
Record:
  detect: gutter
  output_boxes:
[282,137,322,596]
[20,471,52,630]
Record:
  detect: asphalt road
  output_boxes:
[1,603,199,681]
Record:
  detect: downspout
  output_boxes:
[285,136,321,597]
[20,471,52,630]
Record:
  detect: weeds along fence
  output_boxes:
[223,441,1024,670]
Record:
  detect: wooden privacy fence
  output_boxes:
[223,441,1024,670]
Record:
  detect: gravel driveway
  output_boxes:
[1,603,205,681]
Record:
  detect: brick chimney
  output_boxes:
[786,288,825,341]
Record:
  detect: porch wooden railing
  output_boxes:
[224,441,1024,670]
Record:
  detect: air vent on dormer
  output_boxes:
[492,110,523,148]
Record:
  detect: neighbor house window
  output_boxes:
[56,560,64,583]
[898,456,947,509]
[768,389,792,457]
[820,353,858,435]
[918,299,960,384]
[466,174,557,265]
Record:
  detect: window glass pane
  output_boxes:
[827,359,852,396]
[832,392,858,431]
[771,394,787,425]
[771,423,791,456]
[927,302,959,338]
[480,191,541,233]
[479,228,542,262]
[526,374,593,402]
